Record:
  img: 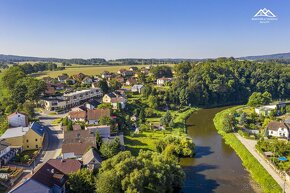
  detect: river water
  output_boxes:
[181,107,262,193]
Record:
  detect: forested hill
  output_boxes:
[0,54,107,65]
[168,58,290,107]
[239,52,290,60]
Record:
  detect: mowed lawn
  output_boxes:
[32,64,175,79]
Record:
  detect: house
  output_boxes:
[54,83,65,90]
[46,159,82,175]
[42,88,103,111]
[0,140,16,167]
[129,66,138,71]
[125,77,137,86]
[103,92,126,109]
[115,76,125,84]
[267,121,290,139]
[87,109,111,125]
[131,84,144,93]
[62,124,82,131]
[68,111,86,122]
[118,69,134,77]
[140,67,149,74]
[72,73,86,82]
[85,99,100,110]
[82,148,102,171]
[8,112,28,127]
[255,105,276,116]
[82,76,93,85]
[10,159,81,193]
[0,122,44,150]
[101,71,111,79]
[86,125,111,138]
[62,130,96,159]
[57,74,69,83]
[45,85,56,95]
[117,69,127,75]
[157,77,173,86]
[71,106,86,112]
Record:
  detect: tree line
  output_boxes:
[167,58,289,107]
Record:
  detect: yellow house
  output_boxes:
[0,122,44,151]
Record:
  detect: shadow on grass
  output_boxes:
[124,137,148,146]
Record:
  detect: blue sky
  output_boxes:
[0,0,289,59]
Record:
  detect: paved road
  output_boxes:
[235,133,290,193]
[36,114,64,167]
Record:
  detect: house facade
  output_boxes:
[157,77,172,86]
[0,122,44,150]
[87,109,111,125]
[42,88,103,111]
[267,121,290,139]
[8,112,28,127]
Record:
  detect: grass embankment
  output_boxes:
[213,107,281,193]
[32,63,174,79]
[125,107,196,156]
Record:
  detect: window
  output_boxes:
[36,145,38,148]
[35,139,38,142]
[26,140,29,142]
[27,146,29,148]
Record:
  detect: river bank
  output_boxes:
[181,107,262,193]
[213,106,281,193]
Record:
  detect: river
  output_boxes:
[181,107,262,193]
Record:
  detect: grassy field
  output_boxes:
[124,107,196,156]
[214,106,281,193]
[32,63,175,79]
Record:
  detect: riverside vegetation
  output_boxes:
[213,106,281,193]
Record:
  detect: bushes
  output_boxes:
[214,107,281,193]
[156,135,195,157]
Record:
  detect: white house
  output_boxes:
[131,85,144,93]
[255,105,276,116]
[156,77,172,86]
[267,121,290,139]
[7,112,28,127]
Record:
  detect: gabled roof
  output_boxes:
[87,109,110,121]
[31,162,66,188]
[31,122,45,136]
[82,148,102,165]
[47,159,82,175]
[7,112,27,119]
[268,121,290,131]
[68,111,87,119]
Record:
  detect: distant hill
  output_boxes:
[0,54,200,66]
[240,52,290,60]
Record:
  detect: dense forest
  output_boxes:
[168,58,290,107]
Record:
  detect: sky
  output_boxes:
[0,0,289,59]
